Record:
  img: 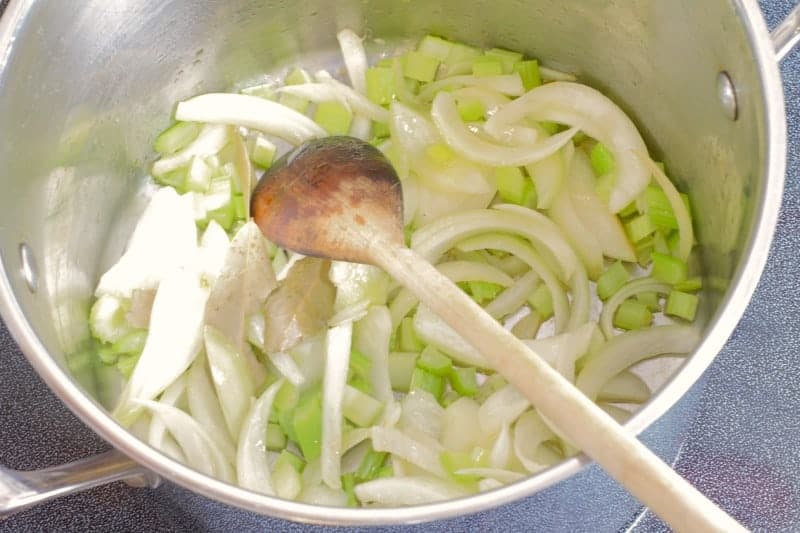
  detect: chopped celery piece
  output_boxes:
[285,67,311,86]
[275,449,305,473]
[597,261,630,300]
[445,42,482,67]
[644,186,678,230]
[155,168,187,191]
[425,143,455,164]
[207,202,235,231]
[539,121,561,135]
[618,201,638,218]
[349,375,372,395]
[97,345,118,365]
[279,92,310,113]
[342,385,384,427]
[250,135,276,168]
[314,101,353,135]
[591,142,616,176]
[667,231,681,257]
[388,352,418,392]
[675,277,703,292]
[440,449,487,481]
[266,422,287,451]
[514,60,541,91]
[117,353,140,379]
[418,35,454,61]
[274,381,300,413]
[342,473,358,507]
[185,156,213,192]
[372,120,390,139]
[494,166,528,204]
[652,232,670,255]
[366,67,395,105]
[651,252,687,284]
[613,300,653,330]
[403,51,440,82]
[232,194,247,220]
[111,329,148,355]
[468,281,504,304]
[410,367,445,400]
[456,98,486,122]
[375,464,394,478]
[154,121,201,155]
[291,387,323,461]
[475,373,507,403]
[449,366,478,397]
[636,291,661,311]
[471,56,504,77]
[349,349,372,382]
[595,172,615,204]
[417,345,453,376]
[485,48,523,74]
[625,214,657,243]
[528,284,554,319]
[356,449,388,481]
[441,389,461,407]
[399,316,424,352]
[665,290,699,321]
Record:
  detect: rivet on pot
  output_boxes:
[19,243,38,293]
[717,71,739,121]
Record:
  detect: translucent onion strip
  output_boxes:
[175,93,326,144]
[576,325,701,400]
[513,410,559,474]
[431,92,578,167]
[277,81,390,123]
[599,278,672,339]
[485,82,650,213]
[321,322,353,489]
[597,371,651,404]
[642,155,695,262]
[187,354,237,464]
[354,476,468,505]
[419,74,526,100]
[236,379,284,495]
[371,426,446,477]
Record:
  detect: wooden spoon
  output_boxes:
[251,136,744,532]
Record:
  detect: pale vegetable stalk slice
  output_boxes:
[478,384,530,436]
[134,399,234,483]
[431,92,578,167]
[485,270,539,319]
[513,409,559,474]
[267,351,306,386]
[352,306,394,404]
[642,155,695,262]
[196,221,231,286]
[399,390,444,444]
[151,124,230,177]
[147,375,187,460]
[175,93,326,144]
[187,352,237,464]
[354,476,469,506]
[522,322,596,383]
[114,268,209,425]
[321,322,353,489]
[576,325,701,400]
[96,187,198,299]
[204,325,256,437]
[336,29,367,94]
[412,304,487,368]
[485,82,651,212]
[370,426,446,478]
[489,423,513,469]
[525,142,571,210]
[236,379,284,495]
[598,371,651,404]
[599,278,671,339]
[549,185,605,279]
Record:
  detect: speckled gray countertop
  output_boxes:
[1,1,798,531]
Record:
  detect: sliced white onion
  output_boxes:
[642,155,695,262]
[336,29,367,94]
[152,124,230,177]
[513,409,559,474]
[485,82,650,212]
[175,93,326,144]
[522,321,596,383]
[489,423,513,469]
[539,66,578,82]
[277,80,390,123]
[352,306,394,404]
[484,270,539,320]
[441,397,484,453]
[266,351,306,386]
[187,353,237,464]
[576,325,701,400]
[354,476,468,505]
[597,371,651,404]
[321,322,353,490]
[419,74,526,100]
[236,379,284,495]
[478,384,530,436]
[371,426,446,477]
[599,277,671,339]
[431,92,578,167]
[147,375,187,458]
[134,399,234,482]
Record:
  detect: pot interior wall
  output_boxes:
[0,1,765,407]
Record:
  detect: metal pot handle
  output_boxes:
[774,3,800,61]
[0,449,159,519]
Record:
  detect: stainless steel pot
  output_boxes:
[0,0,798,525]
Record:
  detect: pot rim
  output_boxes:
[0,0,786,525]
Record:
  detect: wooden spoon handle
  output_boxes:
[371,242,744,533]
